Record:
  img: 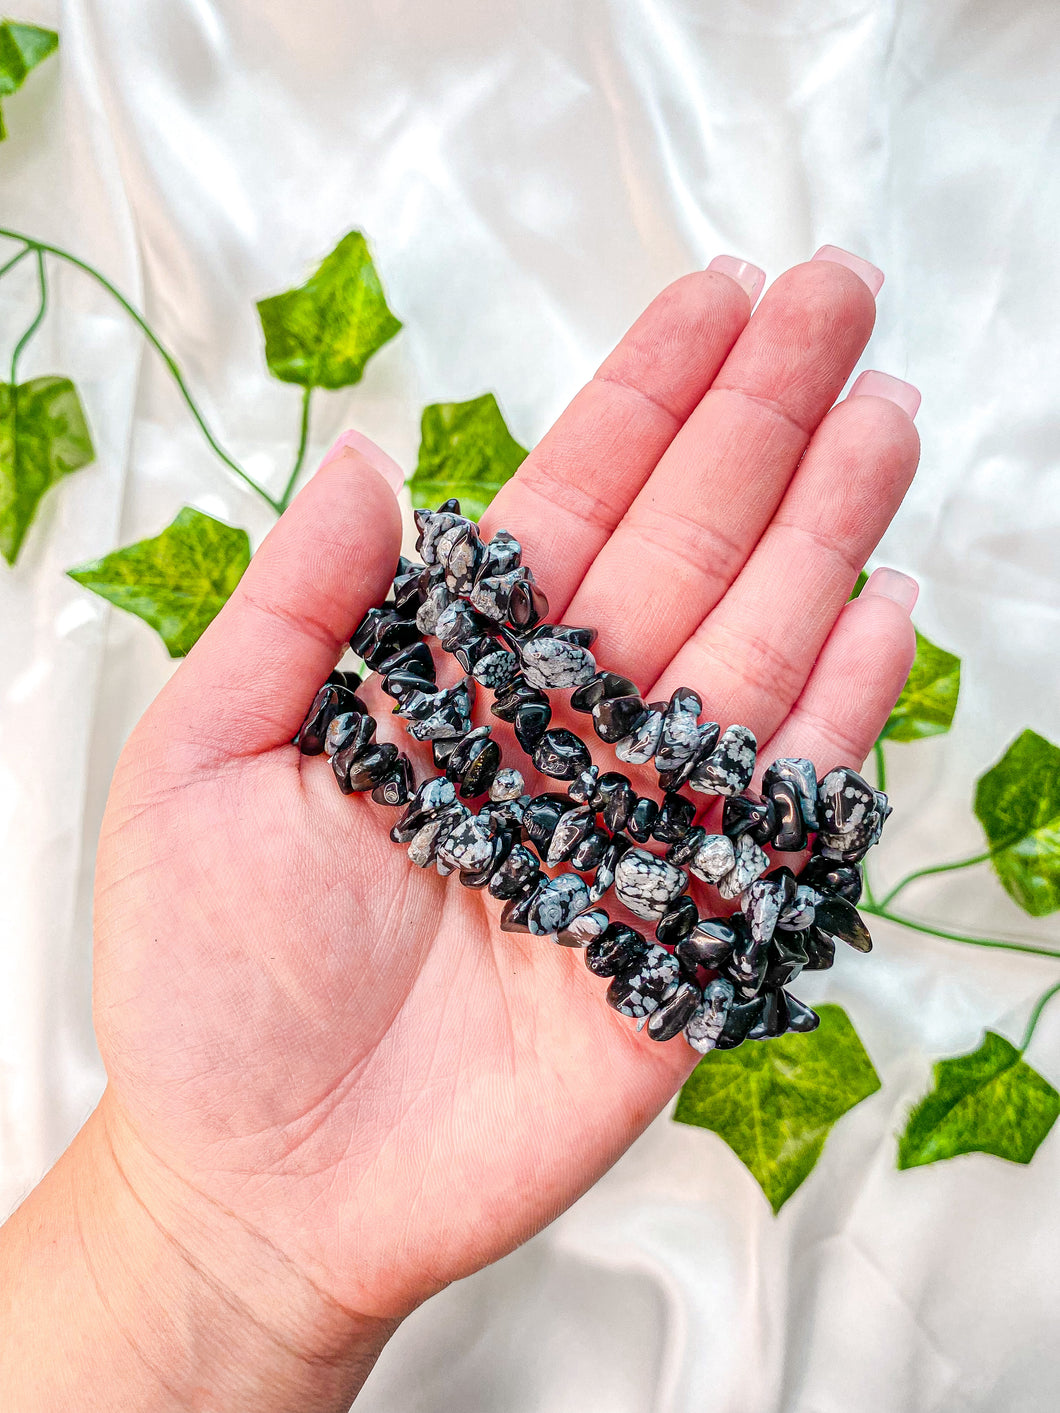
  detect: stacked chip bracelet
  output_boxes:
[294,498,890,1055]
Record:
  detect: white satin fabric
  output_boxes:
[2,1,1059,1408]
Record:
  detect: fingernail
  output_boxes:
[848,369,921,420]
[321,429,405,493]
[861,566,919,614]
[707,254,766,303]
[811,245,885,297]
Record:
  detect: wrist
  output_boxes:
[1,1091,399,1412]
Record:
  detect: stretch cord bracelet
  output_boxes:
[294,499,890,1054]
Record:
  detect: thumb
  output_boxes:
[147,438,403,765]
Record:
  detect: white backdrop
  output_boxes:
[2,1,1060,1408]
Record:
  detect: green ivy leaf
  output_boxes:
[880,629,961,742]
[0,375,94,565]
[974,729,1060,916]
[408,393,528,521]
[256,231,402,390]
[673,1004,881,1213]
[897,1030,1059,1169]
[67,506,250,657]
[0,20,59,140]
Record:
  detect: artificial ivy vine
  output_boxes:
[3,17,1058,1214]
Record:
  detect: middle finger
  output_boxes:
[564,252,881,684]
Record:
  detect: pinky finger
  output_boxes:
[757,568,918,776]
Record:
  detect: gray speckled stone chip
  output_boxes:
[614,847,688,920]
[519,636,598,690]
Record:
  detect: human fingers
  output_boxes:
[479,260,761,613]
[652,373,920,740]
[146,442,402,768]
[563,251,881,681]
[756,568,919,775]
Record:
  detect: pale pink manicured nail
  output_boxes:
[861,566,919,614]
[321,429,405,493]
[848,370,921,420]
[707,254,766,303]
[812,244,885,296]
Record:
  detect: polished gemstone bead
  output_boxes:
[767,778,807,851]
[717,832,769,899]
[521,793,574,855]
[519,636,597,690]
[350,607,407,660]
[647,980,702,1041]
[676,918,737,974]
[667,826,706,868]
[592,694,649,744]
[626,796,659,842]
[298,683,354,755]
[407,706,469,742]
[817,766,876,834]
[596,773,636,833]
[432,736,461,769]
[688,833,735,885]
[506,575,550,631]
[614,847,688,920]
[340,742,399,793]
[487,794,529,832]
[798,857,863,905]
[684,977,736,1053]
[762,757,819,830]
[514,701,552,753]
[436,600,490,653]
[585,921,648,977]
[490,767,525,802]
[725,914,766,999]
[784,993,820,1033]
[469,567,525,621]
[655,894,699,947]
[392,775,460,840]
[606,944,681,1018]
[744,875,785,949]
[488,843,541,900]
[392,568,425,618]
[477,528,522,579]
[570,671,638,714]
[587,831,631,904]
[747,987,787,1041]
[614,708,665,766]
[438,815,498,873]
[324,711,366,757]
[813,826,877,863]
[460,830,514,889]
[778,883,818,932]
[371,755,415,807]
[532,729,592,780]
[802,923,835,970]
[714,994,768,1050]
[652,792,697,844]
[459,740,501,799]
[500,878,546,933]
[415,584,452,636]
[765,930,809,987]
[490,677,546,721]
[377,639,436,684]
[570,828,609,871]
[527,873,591,936]
[812,895,872,953]
[566,766,600,805]
[328,666,364,693]
[416,509,468,564]
[444,726,491,777]
[658,719,720,791]
[382,668,437,702]
[329,716,377,779]
[532,622,598,650]
[691,724,757,797]
[722,793,775,844]
[545,805,595,866]
[407,816,449,868]
[556,908,610,948]
[654,689,703,773]
[472,647,519,691]
[438,522,485,594]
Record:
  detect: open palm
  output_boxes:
[92,255,920,1336]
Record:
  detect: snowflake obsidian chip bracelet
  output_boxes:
[295,498,890,1054]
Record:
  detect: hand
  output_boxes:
[3,252,920,1410]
